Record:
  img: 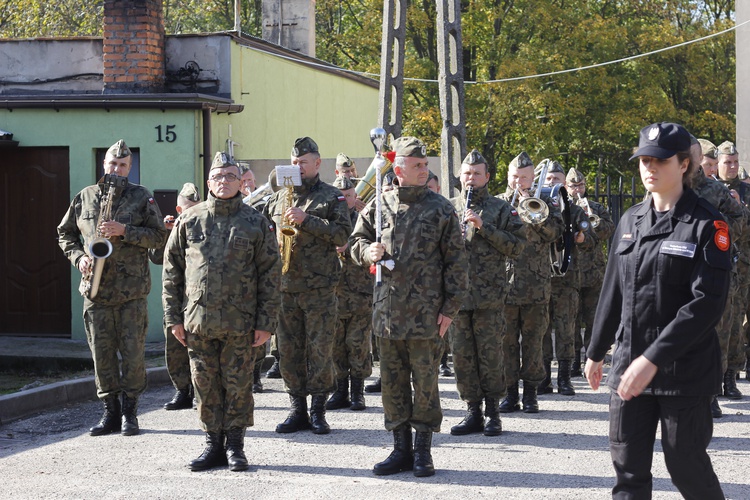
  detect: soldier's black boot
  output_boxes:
[450,401,484,435]
[537,361,553,394]
[570,351,583,377]
[365,376,381,393]
[522,381,539,413]
[745,357,750,381]
[252,364,263,394]
[723,369,742,399]
[711,395,722,418]
[89,395,121,436]
[373,426,413,475]
[164,386,193,410]
[484,398,502,436]
[413,431,435,477]
[499,383,520,413]
[189,432,227,471]
[325,377,351,410]
[350,377,366,411]
[275,395,312,433]
[121,395,140,436]
[557,360,576,396]
[439,351,453,377]
[266,357,282,379]
[225,427,249,472]
[310,395,331,434]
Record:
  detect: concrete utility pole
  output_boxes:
[436,0,467,197]
[377,0,406,141]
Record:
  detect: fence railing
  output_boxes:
[591,176,644,224]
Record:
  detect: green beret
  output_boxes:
[210,151,238,171]
[336,153,354,168]
[717,140,738,156]
[292,137,319,157]
[698,139,717,159]
[332,175,355,191]
[391,136,427,158]
[509,151,533,170]
[106,139,131,159]
[462,149,486,166]
[566,168,584,184]
[179,182,201,203]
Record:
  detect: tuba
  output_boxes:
[354,140,393,204]
[81,174,128,299]
[517,159,550,225]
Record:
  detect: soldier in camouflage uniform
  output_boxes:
[350,136,468,478]
[163,152,280,472]
[335,153,366,212]
[716,141,748,401]
[58,139,168,437]
[149,183,201,411]
[448,150,525,437]
[538,162,594,397]
[263,137,352,435]
[699,139,719,179]
[326,176,374,412]
[566,168,616,379]
[498,152,565,413]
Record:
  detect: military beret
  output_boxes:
[292,137,319,157]
[546,160,564,175]
[179,182,201,203]
[630,122,690,160]
[106,139,131,159]
[209,151,238,171]
[698,139,718,159]
[332,175,355,191]
[336,153,354,168]
[391,136,427,158]
[462,149,486,166]
[717,140,738,156]
[566,168,584,184]
[509,151,534,170]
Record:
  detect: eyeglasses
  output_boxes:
[210,173,240,183]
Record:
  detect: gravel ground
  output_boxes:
[1,366,748,499]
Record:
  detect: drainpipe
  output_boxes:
[202,108,212,184]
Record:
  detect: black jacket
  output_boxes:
[587,188,731,396]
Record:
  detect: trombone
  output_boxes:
[517,159,550,225]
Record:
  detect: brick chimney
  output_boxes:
[102,0,165,93]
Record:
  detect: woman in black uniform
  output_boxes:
[585,122,730,500]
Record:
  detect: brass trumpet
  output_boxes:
[575,193,600,229]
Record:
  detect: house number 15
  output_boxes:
[155,125,177,143]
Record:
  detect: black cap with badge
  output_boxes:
[630,122,691,160]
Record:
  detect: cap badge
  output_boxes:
[421,145,427,156]
[648,126,659,141]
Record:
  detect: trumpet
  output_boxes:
[575,193,600,229]
[517,160,550,225]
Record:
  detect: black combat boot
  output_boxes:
[350,377,366,411]
[225,427,249,472]
[711,395,722,419]
[310,395,331,434]
[275,395,312,433]
[723,369,742,399]
[484,398,502,436]
[252,364,263,394]
[522,381,539,413]
[89,395,121,436]
[325,378,351,410]
[266,357,282,379]
[189,432,227,471]
[439,351,453,377]
[121,395,140,436]
[450,401,484,435]
[537,361,553,394]
[499,382,520,413]
[557,360,576,396]
[570,350,583,377]
[365,376,382,393]
[413,431,435,477]
[164,386,193,410]
[373,426,413,475]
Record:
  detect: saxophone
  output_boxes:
[278,175,298,274]
[81,174,127,299]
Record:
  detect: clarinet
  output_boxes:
[461,186,474,240]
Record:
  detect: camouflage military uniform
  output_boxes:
[333,208,374,380]
[498,188,564,386]
[162,192,280,432]
[350,184,468,432]
[449,186,525,403]
[58,180,167,401]
[263,174,351,397]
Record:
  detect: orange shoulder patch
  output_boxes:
[714,220,730,252]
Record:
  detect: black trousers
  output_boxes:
[609,393,724,500]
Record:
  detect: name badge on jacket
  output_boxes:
[659,241,696,258]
